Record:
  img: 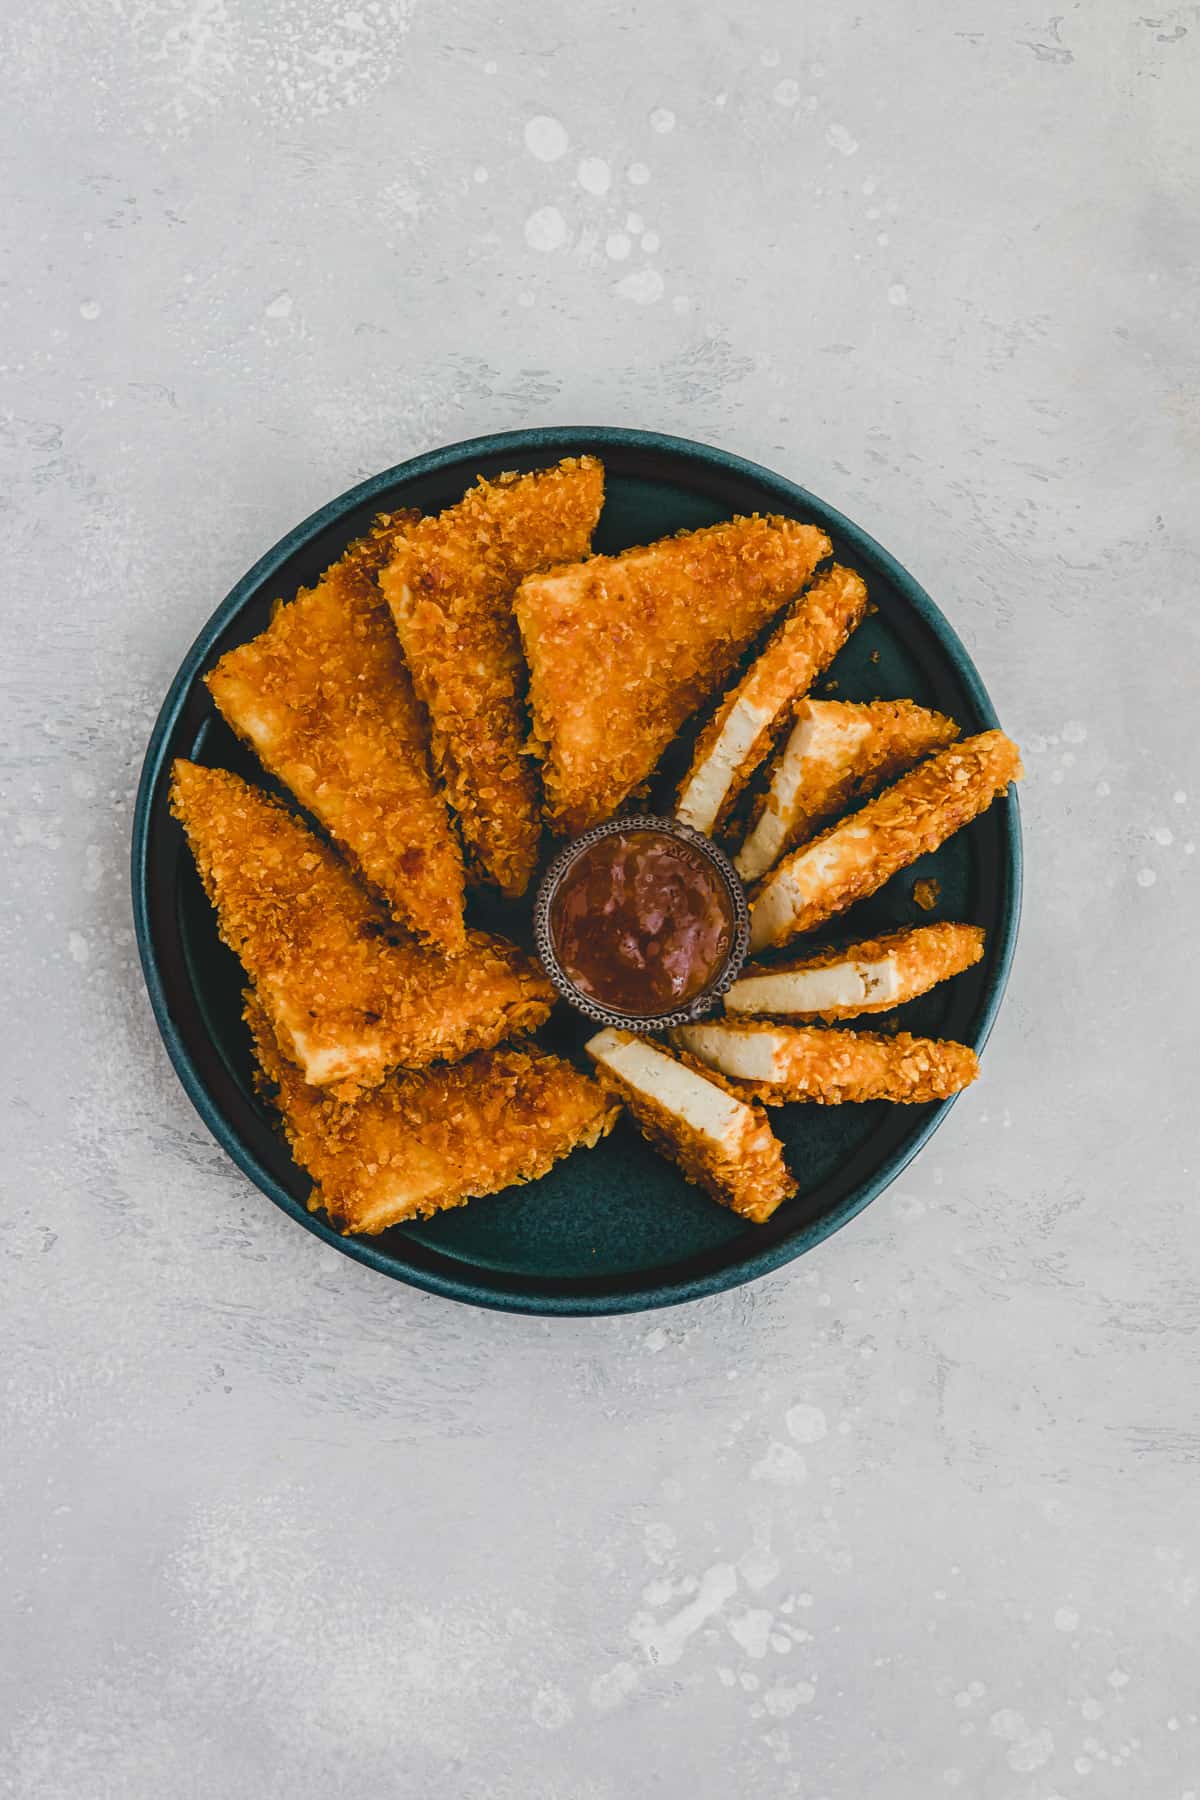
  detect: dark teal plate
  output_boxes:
[132,428,1021,1315]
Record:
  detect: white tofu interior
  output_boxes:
[358,1158,446,1230]
[748,868,805,951]
[586,1029,746,1147]
[674,1023,787,1083]
[218,689,282,753]
[749,825,870,951]
[282,1015,387,1087]
[677,696,774,834]
[726,956,900,1015]
[735,806,790,884]
[736,706,872,881]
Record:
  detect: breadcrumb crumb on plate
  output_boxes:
[169,761,554,1096]
[248,996,619,1236]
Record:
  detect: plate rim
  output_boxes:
[131,425,1023,1317]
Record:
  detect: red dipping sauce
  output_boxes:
[549,828,735,1016]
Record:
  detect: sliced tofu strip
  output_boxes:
[248,996,619,1236]
[585,1028,796,1224]
[206,508,469,952]
[169,761,554,1098]
[673,1019,979,1105]
[749,731,1023,952]
[735,698,960,883]
[379,457,604,897]
[724,923,985,1021]
[675,564,868,836]
[517,515,831,836]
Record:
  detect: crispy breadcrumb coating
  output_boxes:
[170,761,554,1096]
[735,697,960,883]
[749,730,1023,952]
[585,1027,796,1224]
[675,564,868,836]
[205,510,469,952]
[379,457,605,897]
[673,1019,979,1104]
[725,923,985,1021]
[247,995,618,1236]
[517,515,832,836]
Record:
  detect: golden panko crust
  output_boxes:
[749,729,1023,951]
[727,922,986,1021]
[675,563,868,836]
[736,697,961,884]
[517,515,832,837]
[206,510,469,952]
[247,996,619,1236]
[587,1034,796,1225]
[170,761,554,1096]
[379,456,605,897]
[676,1019,979,1104]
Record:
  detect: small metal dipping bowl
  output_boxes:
[532,814,751,1034]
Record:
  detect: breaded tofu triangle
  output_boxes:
[517,516,832,836]
[170,762,554,1096]
[206,510,468,952]
[673,1019,979,1104]
[725,923,985,1022]
[736,697,960,884]
[585,1027,796,1224]
[247,996,618,1237]
[380,457,605,897]
[749,730,1023,952]
[675,564,868,837]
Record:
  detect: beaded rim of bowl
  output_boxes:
[532,814,751,1034]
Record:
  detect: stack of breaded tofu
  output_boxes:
[174,455,1021,1235]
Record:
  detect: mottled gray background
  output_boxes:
[3,1,1199,1795]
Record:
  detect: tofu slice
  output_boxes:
[379,457,604,897]
[170,761,554,1097]
[585,1027,796,1224]
[735,698,960,884]
[749,730,1023,952]
[248,996,619,1236]
[206,509,469,952]
[675,564,868,836]
[673,1020,979,1105]
[724,923,986,1022]
[517,515,832,836]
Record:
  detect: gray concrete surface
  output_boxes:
[3,2,1199,1795]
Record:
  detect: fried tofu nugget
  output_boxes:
[725,923,985,1022]
[518,515,832,837]
[585,1027,796,1224]
[170,762,554,1095]
[379,457,605,897]
[736,697,960,884]
[749,730,1023,952]
[673,1019,979,1104]
[675,564,868,837]
[247,996,618,1236]
[206,511,468,952]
